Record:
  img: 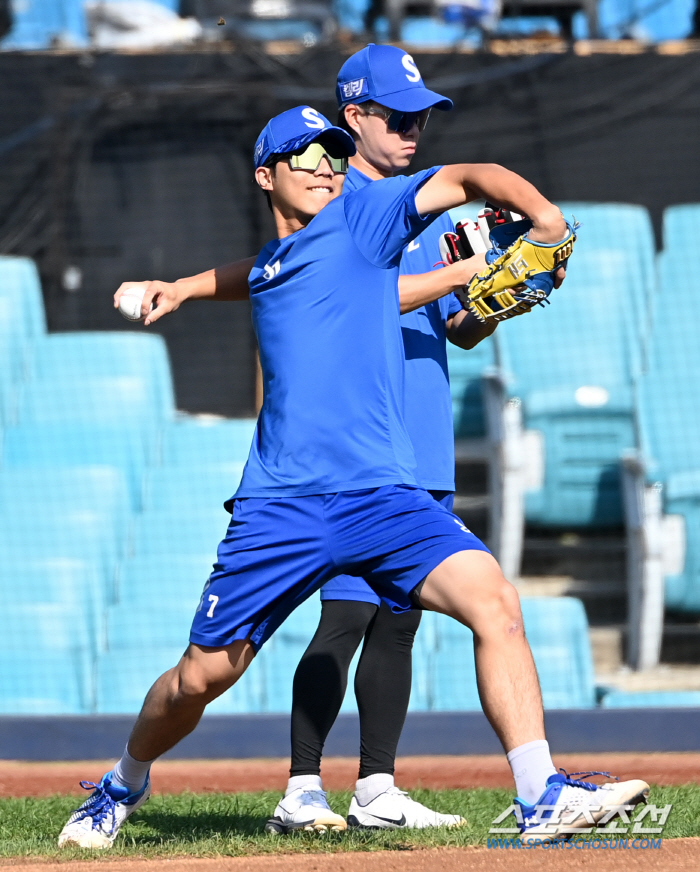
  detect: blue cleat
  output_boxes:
[58,771,151,849]
[515,770,649,844]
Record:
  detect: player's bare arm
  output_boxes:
[398,253,486,314]
[415,163,566,243]
[113,257,255,326]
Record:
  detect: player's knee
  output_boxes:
[171,655,233,706]
[472,577,525,641]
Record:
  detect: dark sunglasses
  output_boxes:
[364,104,432,134]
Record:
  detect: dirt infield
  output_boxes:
[2,753,699,797]
[2,842,699,871]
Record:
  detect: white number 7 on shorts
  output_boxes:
[207,594,219,618]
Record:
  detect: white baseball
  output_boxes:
[119,286,154,322]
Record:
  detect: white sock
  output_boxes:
[507,739,558,805]
[110,746,154,794]
[354,773,394,806]
[285,774,322,795]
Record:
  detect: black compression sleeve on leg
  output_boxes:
[290,599,377,777]
[354,603,422,779]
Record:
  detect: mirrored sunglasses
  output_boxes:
[366,105,432,134]
[287,142,348,174]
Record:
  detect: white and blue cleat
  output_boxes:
[265,785,347,834]
[515,770,649,844]
[58,771,151,849]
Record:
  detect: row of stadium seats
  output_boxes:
[2,0,695,48]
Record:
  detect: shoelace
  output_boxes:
[558,769,618,791]
[299,789,329,807]
[75,780,119,832]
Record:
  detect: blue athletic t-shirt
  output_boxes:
[344,167,462,492]
[234,166,442,499]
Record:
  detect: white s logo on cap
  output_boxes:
[402,55,421,83]
[301,107,326,129]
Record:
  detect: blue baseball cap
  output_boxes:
[336,44,453,113]
[254,106,356,169]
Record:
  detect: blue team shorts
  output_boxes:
[189,484,489,652]
[320,490,455,607]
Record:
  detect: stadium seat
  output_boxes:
[662,204,700,253]
[2,423,149,509]
[430,597,595,711]
[29,332,175,423]
[0,513,121,600]
[0,650,89,714]
[161,418,257,466]
[0,556,107,642]
[601,690,700,708]
[0,465,131,533]
[96,646,264,714]
[1,0,87,49]
[622,248,700,666]
[106,601,199,650]
[0,256,47,345]
[116,554,214,607]
[16,376,163,440]
[498,246,638,530]
[141,463,245,512]
[130,507,230,558]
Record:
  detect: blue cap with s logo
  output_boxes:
[336,44,453,113]
[254,106,356,169]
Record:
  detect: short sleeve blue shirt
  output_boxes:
[235,166,442,498]
[345,168,462,492]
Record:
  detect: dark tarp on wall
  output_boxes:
[1,46,699,415]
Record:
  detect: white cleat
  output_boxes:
[58,772,151,849]
[265,786,347,834]
[516,770,650,844]
[347,787,466,829]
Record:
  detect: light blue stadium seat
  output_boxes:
[0,513,121,599]
[16,376,164,441]
[630,251,700,612]
[0,465,131,535]
[161,418,257,466]
[0,602,96,711]
[117,554,214,607]
[1,0,87,49]
[141,463,245,512]
[2,424,149,509]
[601,690,700,708]
[0,557,107,643]
[0,650,89,714]
[558,202,656,365]
[29,332,175,423]
[0,256,47,344]
[431,597,595,710]
[447,337,497,439]
[499,246,638,527]
[96,646,264,714]
[663,204,700,252]
[130,507,230,558]
[106,601,198,650]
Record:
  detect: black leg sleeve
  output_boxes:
[354,603,422,779]
[290,599,377,777]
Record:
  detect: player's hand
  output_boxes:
[114,280,186,326]
[553,266,566,289]
[446,252,487,289]
[528,205,567,244]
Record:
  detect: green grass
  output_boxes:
[1,786,698,860]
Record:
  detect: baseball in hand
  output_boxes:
[118,286,154,322]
